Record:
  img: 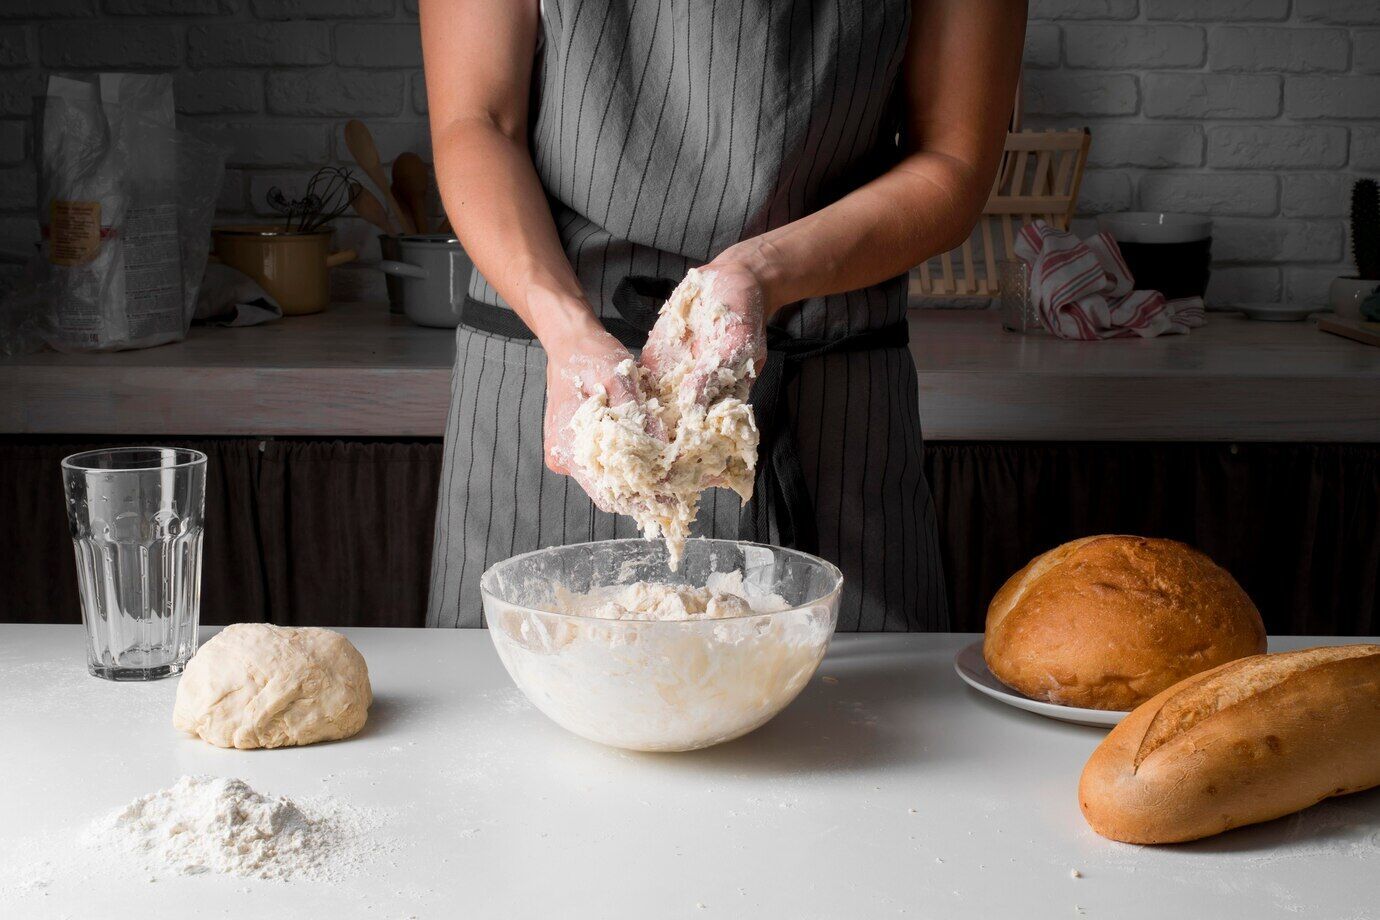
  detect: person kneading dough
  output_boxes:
[173,623,372,749]
[419,2,1028,631]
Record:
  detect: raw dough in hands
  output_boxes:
[172,623,372,749]
[567,269,759,563]
[544,333,646,480]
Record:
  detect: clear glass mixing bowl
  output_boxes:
[481,538,842,752]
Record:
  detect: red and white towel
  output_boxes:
[1013,220,1206,340]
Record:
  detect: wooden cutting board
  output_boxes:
[1318,315,1380,347]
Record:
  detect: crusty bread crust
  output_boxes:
[983,535,1265,711]
[1080,645,1380,844]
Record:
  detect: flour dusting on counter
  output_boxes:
[86,775,385,881]
[0,775,399,909]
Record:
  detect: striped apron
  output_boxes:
[427,0,948,631]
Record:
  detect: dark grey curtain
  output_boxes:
[0,438,268,626]
[2,437,1376,634]
[926,443,1379,635]
[257,440,439,626]
[0,437,438,628]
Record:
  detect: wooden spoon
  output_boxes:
[343,119,413,234]
[350,184,393,235]
[392,152,430,237]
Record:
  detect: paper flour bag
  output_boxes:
[28,73,224,351]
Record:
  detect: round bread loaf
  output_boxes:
[983,535,1265,711]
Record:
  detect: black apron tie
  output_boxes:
[739,320,911,555]
[609,275,675,336]
[460,284,910,555]
[460,275,670,349]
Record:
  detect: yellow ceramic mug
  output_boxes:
[211,225,356,316]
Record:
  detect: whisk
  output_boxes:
[266,167,361,233]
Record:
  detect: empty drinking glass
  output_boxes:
[61,447,206,680]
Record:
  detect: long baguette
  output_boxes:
[1079,644,1380,844]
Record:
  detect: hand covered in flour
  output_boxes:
[544,327,640,478]
[545,323,672,517]
[642,264,768,408]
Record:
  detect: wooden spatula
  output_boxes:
[343,119,414,234]
[392,152,430,238]
[350,184,394,235]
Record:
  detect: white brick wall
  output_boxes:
[0,1,1377,306]
[1027,1,1380,306]
[0,0,425,298]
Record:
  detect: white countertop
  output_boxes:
[3,305,1378,441]
[2,626,1376,919]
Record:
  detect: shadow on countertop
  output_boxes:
[1160,786,1380,856]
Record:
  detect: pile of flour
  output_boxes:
[568,269,758,565]
[88,775,376,881]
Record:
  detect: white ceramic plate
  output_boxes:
[1235,303,1325,322]
[953,640,1126,728]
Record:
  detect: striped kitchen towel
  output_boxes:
[1013,220,1206,340]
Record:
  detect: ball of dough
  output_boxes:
[173,623,372,749]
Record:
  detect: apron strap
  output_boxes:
[460,295,651,350]
[609,275,675,332]
[461,275,670,348]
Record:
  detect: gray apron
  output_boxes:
[428,0,948,631]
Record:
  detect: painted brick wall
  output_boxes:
[1024,0,1380,307]
[0,0,428,299]
[1,0,1378,305]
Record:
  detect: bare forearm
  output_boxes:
[721,150,987,313]
[718,0,1026,318]
[435,120,600,342]
[420,0,601,348]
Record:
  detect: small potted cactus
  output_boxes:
[1332,178,1380,320]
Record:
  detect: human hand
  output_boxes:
[642,263,768,407]
[543,323,642,483]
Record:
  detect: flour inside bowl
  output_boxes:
[482,540,842,752]
[490,573,831,752]
[555,571,788,621]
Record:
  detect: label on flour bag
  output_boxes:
[121,203,183,339]
[47,200,102,266]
